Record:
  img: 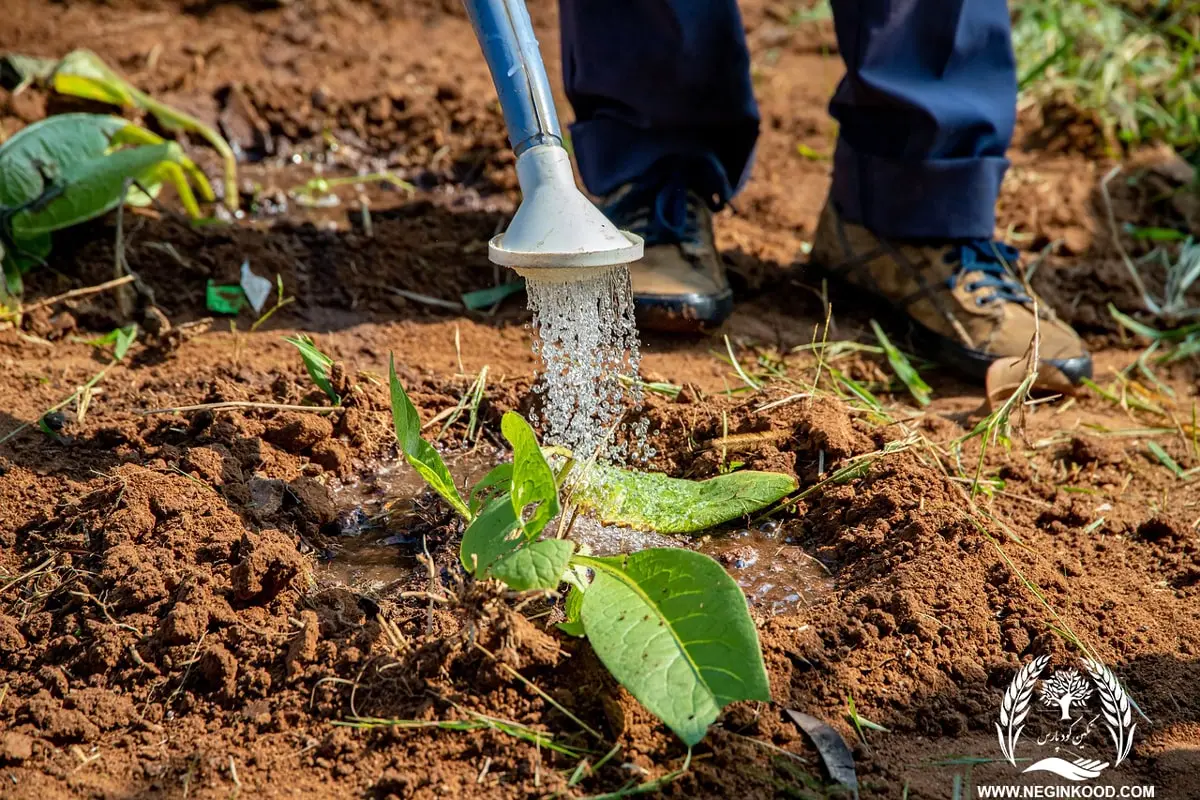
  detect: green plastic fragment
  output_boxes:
[461,279,525,311]
[206,280,246,314]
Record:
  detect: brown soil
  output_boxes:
[2,1,1199,798]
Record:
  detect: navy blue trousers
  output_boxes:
[560,0,1017,240]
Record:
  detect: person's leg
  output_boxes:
[559,0,759,331]
[813,0,1091,388]
[827,0,1016,240]
[560,0,759,203]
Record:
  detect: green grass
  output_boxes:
[1012,0,1200,158]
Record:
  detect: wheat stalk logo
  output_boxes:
[1084,658,1136,767]
[996,654,1049,765]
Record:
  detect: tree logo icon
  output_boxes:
[996,656,1138,782]
[1041,668,1095,721]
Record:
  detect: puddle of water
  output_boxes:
[318,458,832,614]
[317,451,499,591]
[698,524,832,615]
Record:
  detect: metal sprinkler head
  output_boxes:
[463,0,643,282]
[489,145,643,282]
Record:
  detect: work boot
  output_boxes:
[600,164,733,332]
[809,200,1092,391]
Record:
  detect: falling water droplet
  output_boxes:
[524,265,648,462]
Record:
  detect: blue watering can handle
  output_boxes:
[463,0,564,155]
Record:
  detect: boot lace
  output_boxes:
[944,240,1031,307]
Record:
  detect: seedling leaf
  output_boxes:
[469,462,513,515]
[388,357,470,519]
[460,493,522,573]
[870,320,932,407]
[488,538,575,591]
[570,464,796,533]
[502,411,560,538]
[576,550,770,745]
[559,583,586,637]
[112,324,136,361]
[285,334,340,404]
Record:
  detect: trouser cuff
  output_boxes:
[831,138,1008,240]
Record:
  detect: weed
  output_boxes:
[1012,1,1200,157]
[870,320,932,407]
[249,276,295,333]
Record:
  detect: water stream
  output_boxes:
[524,265,650,462]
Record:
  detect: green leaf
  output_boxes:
[52,50,138,107]
[1,233,50,294]
[487,538,575,591]
[0,114,207,245]
[113,325,136,361]
[469,462,513,515]
[502,412,559,538]
[285,334,340,404]
[570,464,796,534]
[870,320,932,407]
[81,324,137,360]
[558,581,586,637]
[1147,441,1185,479]
[11,142,180,237]
[387,357,470,519]
[577,550,770,746]
[0,113,127,210]
[460,494,522,573]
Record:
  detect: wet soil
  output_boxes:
[2,1,1199,798]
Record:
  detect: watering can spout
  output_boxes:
[462,0,642,278]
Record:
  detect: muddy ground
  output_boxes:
[2,1,1199,798]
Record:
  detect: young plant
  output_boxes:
[388,358,796,745]
[283,335,341,405]
[3,50,239,211]
[0,113,211,298]
[870,320,932,407]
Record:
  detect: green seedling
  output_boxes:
[0,113,211,299]
[13,50,238,210]
[0,325,136,445]
[845,694,889,750]
[283,335,341,405]
[249,276,295,332]
[870,320,932,407]
[388,361,793,746]
[288,171,416,207]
